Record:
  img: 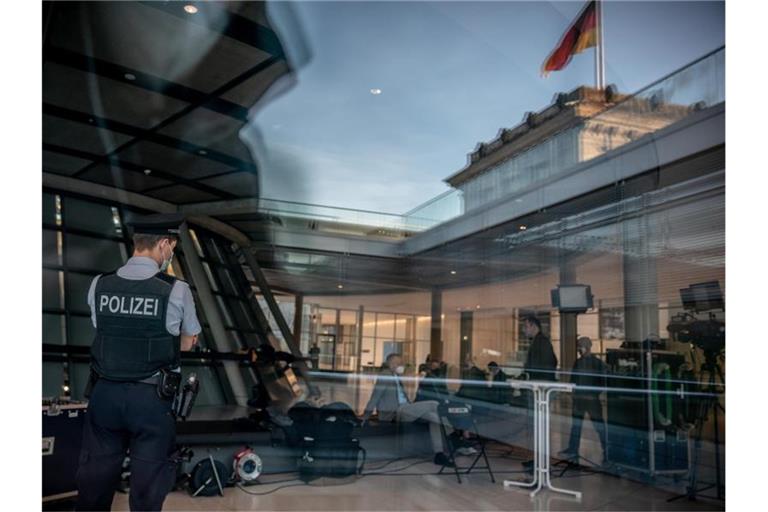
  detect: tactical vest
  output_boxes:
[91,271,180,381]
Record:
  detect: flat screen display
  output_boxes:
[551,285,593,312]
[680,281,724,312]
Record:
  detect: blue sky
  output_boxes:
[242,1,724,214]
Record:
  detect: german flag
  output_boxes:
[542,0,598,76]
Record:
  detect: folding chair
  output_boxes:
[436,400,495,484]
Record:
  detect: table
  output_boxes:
[503,380,582,500]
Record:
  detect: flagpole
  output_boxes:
[596,0,606,90]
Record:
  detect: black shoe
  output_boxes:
[434,452,455,467]
[522,459,534,468]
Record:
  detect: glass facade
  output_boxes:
[40,1,727,506]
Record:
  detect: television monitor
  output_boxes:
[551,284,594,313]
[680,281,724,312]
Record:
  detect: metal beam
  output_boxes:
[44,143,236,200]
[430,288,443,362]
[293,294,304,340]
[178,224,250,406]
[44,103,256,173]
[241,247,302,359]
[43,172,176,213]
[71,55,279,179]
[42,172,251,247]
[44,45,249,121]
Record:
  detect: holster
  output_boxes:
[84,370,99,399]
[157,368,182,400]
[172,373,200,421]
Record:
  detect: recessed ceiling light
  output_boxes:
[519,225,527,230]
[143,169,152,175]
[337,284,344,289]
[184,4,198,14]
[198,149,207,155]
[476,305,481,309]
[370,88,382,95]
[450,270,457,275]
[124,73,136,81]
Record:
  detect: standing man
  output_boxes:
[559,336,608,465]
[76,214,201,511]
[520,315,558,471]
[308,342,321,369]
[522,315,558,381]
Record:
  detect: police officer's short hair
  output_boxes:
[523,315,542,330]
[132,233,178,252]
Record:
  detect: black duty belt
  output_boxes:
[138,374,162,386]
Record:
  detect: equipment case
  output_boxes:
[43,402,87,503]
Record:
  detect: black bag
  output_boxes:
[289,402,365,482]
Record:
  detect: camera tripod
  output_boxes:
[668,351,724,503]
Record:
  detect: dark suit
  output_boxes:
[566,354,608,454]
[415,371,448,403]
[524,332,558,381]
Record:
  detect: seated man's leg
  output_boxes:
[397,400,446,454]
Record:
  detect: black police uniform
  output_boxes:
[76,216,186,512]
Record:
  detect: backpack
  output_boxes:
[288,401,366,482]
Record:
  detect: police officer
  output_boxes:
[76,214,201,511]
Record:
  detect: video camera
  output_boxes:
[667,281,725,355]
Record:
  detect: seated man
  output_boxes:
[486,361,511,404]
[362,353,453,466]
[456,357,488,401]
[415,360,448,403]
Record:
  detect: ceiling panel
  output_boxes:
[43,115,134,155]
[221,1,270,25]
[76,163,173,192]
[115,141,234,180]
[144,185,222,204]
[43,63,189,130]
[199,171,259,198]
[158,108,253,161]
[47,2,272,94]
[220,60,290,108]
[42,150,92,175]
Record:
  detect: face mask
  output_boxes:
[160,243,174,272]
[394,365,405,375]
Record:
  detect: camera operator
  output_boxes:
[558,336,608,465]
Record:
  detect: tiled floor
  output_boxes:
[107,454,724,512]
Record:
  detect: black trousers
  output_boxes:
[566,395,607,455]
[76,379,177,511]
